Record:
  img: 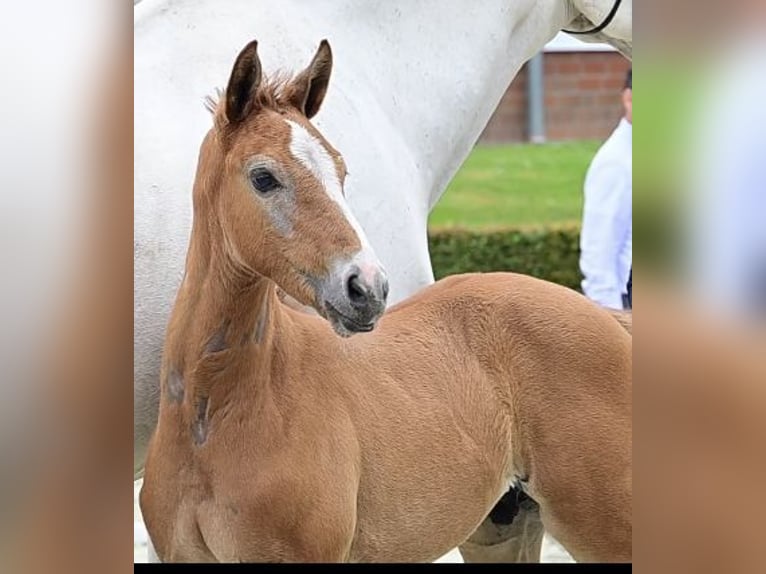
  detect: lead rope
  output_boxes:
[562,0,623,35]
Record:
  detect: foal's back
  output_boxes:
[311,271,632,562]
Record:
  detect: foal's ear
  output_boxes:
[225,40,263,125]
[288,40,333,119]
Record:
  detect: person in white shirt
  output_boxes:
[686,39,766,322]
[580,68,632,310]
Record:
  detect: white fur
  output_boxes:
[285,119,379,272]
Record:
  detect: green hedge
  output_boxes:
[428,226,583,291]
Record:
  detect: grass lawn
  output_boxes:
[428,141,601,231]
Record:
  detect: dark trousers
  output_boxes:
[622,268,632,310]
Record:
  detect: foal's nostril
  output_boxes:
[347,274,369,306]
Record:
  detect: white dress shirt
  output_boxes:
[579,118,632,310]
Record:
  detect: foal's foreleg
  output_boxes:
[457,488,544,563]
[146,535,161,563]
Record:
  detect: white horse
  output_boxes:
[135,0,631,562]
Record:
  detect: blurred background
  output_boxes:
[427,32,630,294]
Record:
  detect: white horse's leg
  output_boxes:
[134,368,161,478]
[434,548,465,563]
[540,532,576,563]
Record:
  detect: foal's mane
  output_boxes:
[204,70,302,130]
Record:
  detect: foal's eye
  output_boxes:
[249,169,280,194]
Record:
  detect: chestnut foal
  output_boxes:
[140,40,632,563]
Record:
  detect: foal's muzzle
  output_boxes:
[321,260,389,337]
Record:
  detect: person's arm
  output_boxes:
[579,162,631,309]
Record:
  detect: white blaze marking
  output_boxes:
[285,119,374,253]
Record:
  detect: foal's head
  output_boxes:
[197,40,388,337]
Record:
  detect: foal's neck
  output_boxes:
[163,214,282,407]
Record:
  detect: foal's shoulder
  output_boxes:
[388,272,578,315]
[433,271,568,296]
[430,272,595,315]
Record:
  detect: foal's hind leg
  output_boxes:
[458,488,544,563]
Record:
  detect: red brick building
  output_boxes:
[479,35,631,143]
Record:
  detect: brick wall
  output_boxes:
[479,52,630,143]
